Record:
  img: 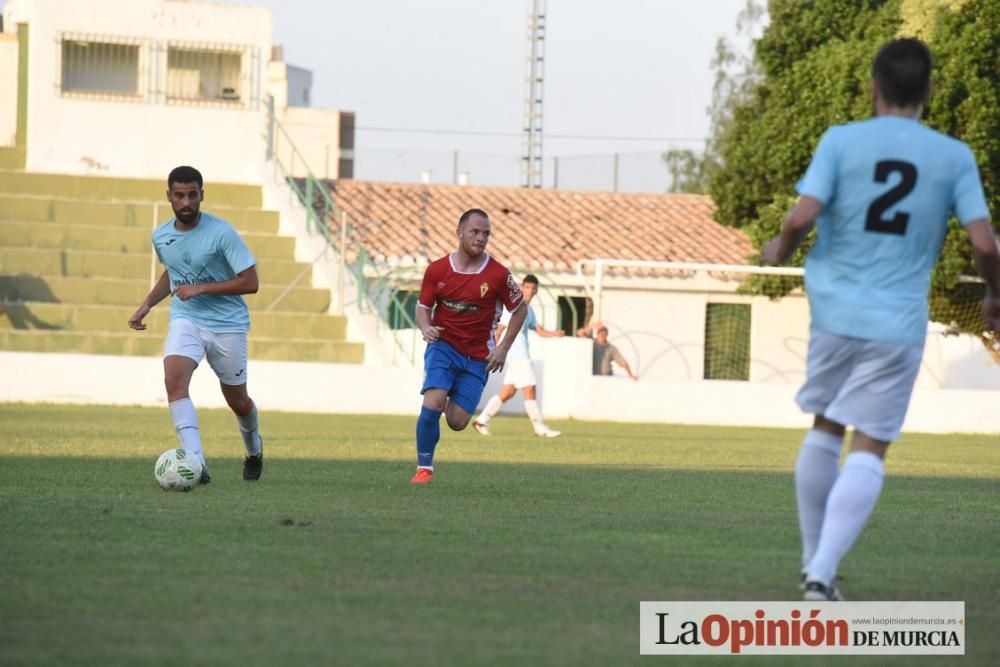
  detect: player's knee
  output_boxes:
[446,413,471,431]
[423,397,447,413]
[163,375,189,398]
[227,395,251,415]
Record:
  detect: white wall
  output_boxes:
[3,0,271,182]
[278,106,345,180]
[0,33,17,146]
[3,348,999,435]
[563,277,999,391]
[286,64,312,107]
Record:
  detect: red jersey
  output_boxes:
[418,253,524,360]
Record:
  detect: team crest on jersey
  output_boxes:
[480,282,489,298]
[182,251,192,265]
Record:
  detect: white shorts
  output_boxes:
[164,319,249,386]
[795,328,922,442]
[503,358,537,389]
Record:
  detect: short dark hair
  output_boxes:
[522,274,539,286]
[458,208,488,227]
[872,39,932,108]
[168,166,204,190]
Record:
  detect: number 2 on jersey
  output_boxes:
[865,160,917,235]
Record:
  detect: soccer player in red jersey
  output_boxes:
[410,208,527,483]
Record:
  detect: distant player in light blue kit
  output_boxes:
[763,39,1000,601]
[128,166,265,483]
[473,274,565,437]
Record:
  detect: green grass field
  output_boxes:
[1,403,998,666]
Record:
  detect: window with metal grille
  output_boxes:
[388,290,419,330]
[61,39,140,96]
[703,303,752,381]
[166,47,242,102]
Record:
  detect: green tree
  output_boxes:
[664,148,709,193]
[711,0,998,328]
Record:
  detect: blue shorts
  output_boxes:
[421,340,488,415]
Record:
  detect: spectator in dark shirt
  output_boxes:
[577,321,637,380]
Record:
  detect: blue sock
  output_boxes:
[416,406,443,468]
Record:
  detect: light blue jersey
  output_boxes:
[797,116,989,347]
[502,303,538,361]
[152,212,257,332]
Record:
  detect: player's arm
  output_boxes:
[416,303,444,343]
[761,196,823,266]
[416,265,444,343]
[611,346,638,381]
[966,219,1000,330]
[128,270,171,330]
[494,323,507,344]
[485,303,527,373]
[535,324,565,338]
[172,265,259,300]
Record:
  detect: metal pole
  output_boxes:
[593,260,604,321]
[613,153,619,192]
[337,210,347,315]
[553,156,559,190]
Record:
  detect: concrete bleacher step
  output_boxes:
[0,170,262,207]
[0,170,365,364]
[0,246,312,285]
[0,302,348,339]
[0,329,364,363]
[0,221,295,259]
[0,275,330,312]
[0,195,280,234]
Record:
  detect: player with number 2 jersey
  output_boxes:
[761,38,1000,602]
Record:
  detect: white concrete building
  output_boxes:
[0,0,353,183]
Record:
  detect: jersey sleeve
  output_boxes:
[500,271,525,313]
[152,233,163,264]
[796,128,838,204]
[219,224,256,274]
[418,263,439,309]
[952,145,990,225]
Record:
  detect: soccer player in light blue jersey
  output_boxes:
[473,274,565,437]
[128,166,265,483]
[763,39,1000,601]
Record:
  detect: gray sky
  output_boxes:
[240,0,754,189]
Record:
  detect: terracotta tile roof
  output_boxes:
[324,180,754,273]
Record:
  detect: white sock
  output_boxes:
[795,429,844,569]
[169,397,205,465]
[524,399,545,432]
[477,395,503,424]
[236,401,262,457]
[806,451,885,585]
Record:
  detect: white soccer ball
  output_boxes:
[154,448,203,491]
